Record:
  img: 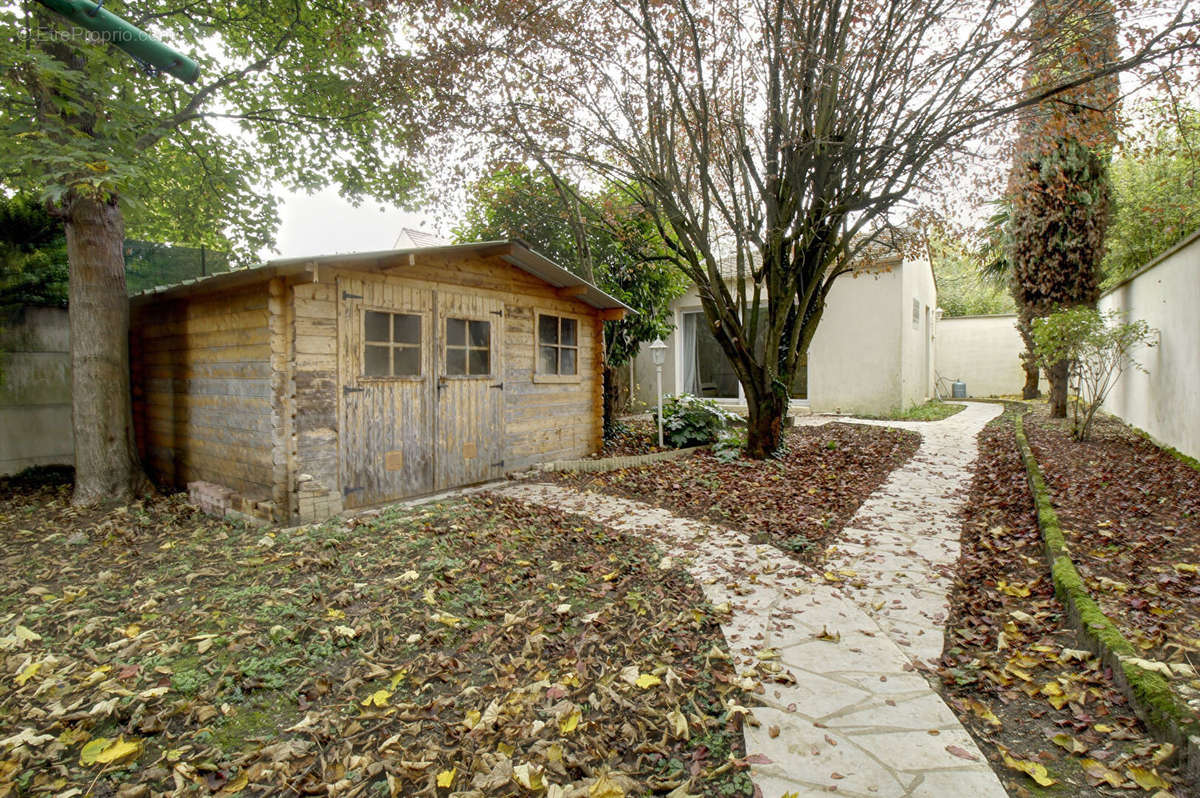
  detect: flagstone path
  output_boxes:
[492,402,1008,797]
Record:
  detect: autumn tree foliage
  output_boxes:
[1006,0,1121,415]
[419,0,1198,457]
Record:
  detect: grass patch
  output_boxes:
[856,399,966,421]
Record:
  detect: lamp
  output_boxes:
[649,338,667,447]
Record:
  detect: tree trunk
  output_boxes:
[602,364,619,439]
[1016,304,1041,399]
[64,192,149,506]
[1047,358,1069,418]
[745,386,787,459]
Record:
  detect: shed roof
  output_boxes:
[130,239,632,313]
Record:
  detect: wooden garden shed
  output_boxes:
[129,240,629,524]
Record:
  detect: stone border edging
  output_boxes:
[533,445,705,474]
[1013,411,1200,778]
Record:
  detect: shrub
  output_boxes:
[654,393,739,448]
[712,430,746,462]
[1032,307,1157,441]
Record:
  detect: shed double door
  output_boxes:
[338,276,504,508]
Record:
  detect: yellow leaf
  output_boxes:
[325,608,346,620]
[79,737,112,765]
[634,673,661,689]
[81,736,142,766]
[963,698,1000,727]
[14,626,40,643]
[219,771,249,795]
[1094,723,1114,733]
[560,708,581,734]
[431,612,461,627]
[389,670,407,691]
[999,747,1056,787]
[14,662,40,686]
[463,710,481,729]
[361,690,391,708]
[667,707,688,738]
[1126,766,1169,791]
[1005,664,1033,682]
[997,580,1031,597]
[332,625,357,638]
[123,624,141,638]
[1080,758,1125,788]
[1173,563,1198,574]
[1050,733,1086,754]
[423,588,438,605]
[513,762,544,790]
[588,772,626,798]
[436,768,456,788]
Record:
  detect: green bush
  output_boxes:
[655,393,739,448]
[712,430,745,462]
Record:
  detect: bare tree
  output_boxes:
[420,0,1196,456]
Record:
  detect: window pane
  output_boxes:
[469,320,490,348]
[364,345,390,376]
[365,311,390,343]
[446,347,466,375]
[468,348,490,375]
[560,317,577,346]
[538,314,559,345]
[539,345,558,375]
[446,318,466,346]
[394,346,420,376]
[394,313,420,345]
[560,348,577,375]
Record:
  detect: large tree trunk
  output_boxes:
[64,193,148,505]
[745,385,787,459]
[1015,304,1041,399]
[1047,358,1070,418]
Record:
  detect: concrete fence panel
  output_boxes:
[935,314,1038,398]
[0,306,73,476]
[1098,229,1200,461]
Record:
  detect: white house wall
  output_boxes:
[1098,229,1200,460]
[899,256,938,410]
[630,258,936,416]
[806,268,903,414]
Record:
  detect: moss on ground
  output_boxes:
[1013,412,1200,753]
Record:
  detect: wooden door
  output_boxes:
[434,290,504,490]
[338,276,434,508]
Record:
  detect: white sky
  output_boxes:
[264,187,443,261]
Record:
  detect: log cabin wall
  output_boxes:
[131,285,277,513]
[289,252,604,520]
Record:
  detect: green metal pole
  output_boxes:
[34,0,200,84]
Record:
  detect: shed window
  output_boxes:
[446,318,490,376]
[538,314,578,376]
[363,310,421,377]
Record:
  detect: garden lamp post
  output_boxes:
[650,338,667,447]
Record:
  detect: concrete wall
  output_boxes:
[0,306,72,475]
[1098,228,1200,460]
[935,314,1041,398]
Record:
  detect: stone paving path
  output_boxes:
[492,402,1008,797]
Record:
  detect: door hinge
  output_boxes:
[490,309,504,316]
[343,486,364,496]
[491,460,505,468]
[343,385,365,395]
[342,290,363,300]
[491,382,504,390]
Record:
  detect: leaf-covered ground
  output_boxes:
[1025,407,1200,692]
[547,422,920,565]
[0,469,752,797]
[596,419,665,458]
[938,407,1188,796]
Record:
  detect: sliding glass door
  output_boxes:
[680,310,807,401]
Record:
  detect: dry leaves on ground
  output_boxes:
[0,470,752,797]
